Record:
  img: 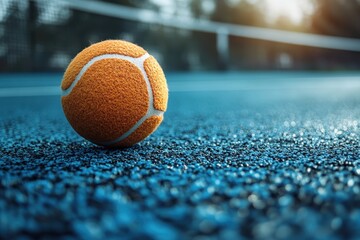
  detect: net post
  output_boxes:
[216,27,229,70]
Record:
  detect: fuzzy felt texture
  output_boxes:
[110,115,163,148]
[61,40,168,147]
[61,40,147,91]
[144,56,168,112]
[62,58,148,144]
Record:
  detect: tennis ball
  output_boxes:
[61,40,168,148]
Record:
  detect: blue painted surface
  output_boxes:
[0,72,360,239]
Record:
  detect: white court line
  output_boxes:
[0,86,60,97]
[0,76,359,97]
[170,77,360,92]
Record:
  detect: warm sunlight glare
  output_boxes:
[263,0,314,24]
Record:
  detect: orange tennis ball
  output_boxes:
[61,40,168,148]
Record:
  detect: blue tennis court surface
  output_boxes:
[1,72,360,239]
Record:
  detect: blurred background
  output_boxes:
[1,0,360,72]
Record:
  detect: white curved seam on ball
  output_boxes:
[61,52,164,146]
[97,110,164,146]
[75,53,163,146]
[99,54,165,146]
[151,109,164,117]
[62,53,150,96]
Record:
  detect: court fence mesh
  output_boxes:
[1,0,360,72]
